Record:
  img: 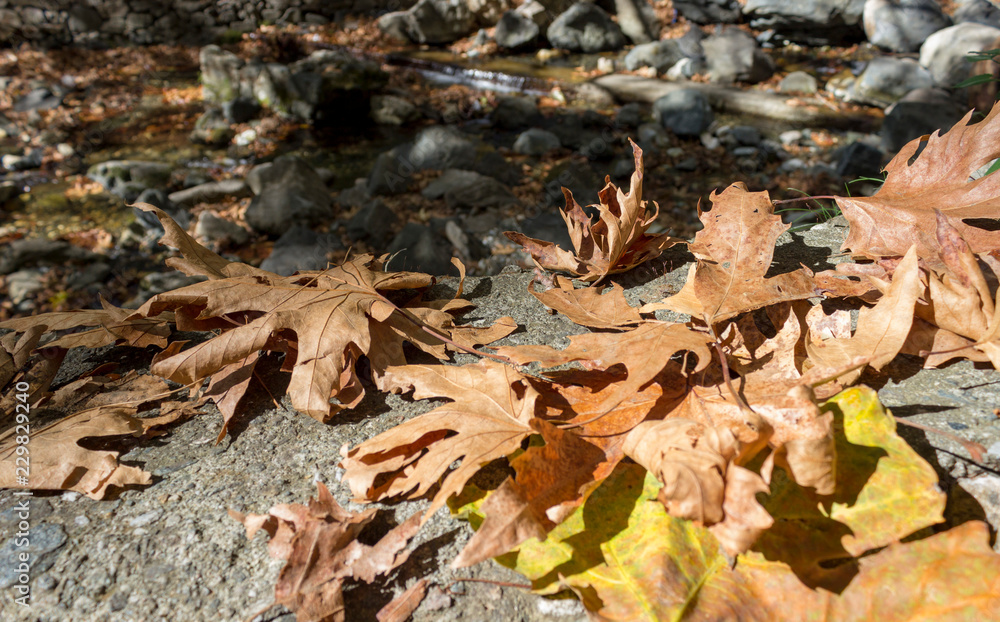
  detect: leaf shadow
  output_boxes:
[752,401,888,593]
[522,461,646,590]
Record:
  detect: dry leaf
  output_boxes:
[527,276,642,329]
[836,103,1000,259]
[806,245,923,383]
[231,482,420,622]
[641,183,818,324]
[505,140,680,283]
[340,361,538,521]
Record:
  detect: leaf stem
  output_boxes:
[893,416,986,463]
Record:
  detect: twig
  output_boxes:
[444,577,533,594]
[893,416,986,463]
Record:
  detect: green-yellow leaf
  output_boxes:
[753,386,946,590]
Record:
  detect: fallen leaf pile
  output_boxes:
[5,104,1000,620]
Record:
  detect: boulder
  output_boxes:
[385,222,457,276]
[546,2,627,53]
[955,0,1000,28]
[613,0,659,44]
[245,155,333,236]
[702,28,775,84]
[370,94,421,125]
[377,0,477,45]
[848,56,934,107]
[673,0,742,24]
[919,22,1000,87]
[195,211,250,246]
[495,10,541,49]
[260,225,342,276]
[742,0,867,45]
[863,0,950,53]
[624,40,687,73]
[200,45,243,104]
[422,169,520,209]
[367,126,519,195]
[87,160,172,203]
[513,128,562,155]
[881,87,967,153]
[189,108,234,146]
[652,89,714,136]
[347,198,397,248]
[779,71,819,93]
[492,96,543,129]
[835,140,884,178]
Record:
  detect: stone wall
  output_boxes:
[0,0,410,47]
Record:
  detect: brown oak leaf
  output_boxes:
[640,183,818,324]
[505,139,680,283]
[340,360,538,520]
[231,482,421,622]
[836,103,1000,259]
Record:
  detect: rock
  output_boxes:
[347,198,397,247]
[245,155,333,236]
[847,56,934,107]
[955,0,1000,28]
[337,179,371,210]
[377,0,476,45]
[702,27,776,84]
[513,128,562,155]
[615,102,645,128]
[385,222,456,275]
[168,179,251,207]
[517,211,575,250]
[195,211,250,246]
[835,140,884,178]
[863,0,950,53]
[779,71,819,93]
[132,189,190,233]
[573,82,616,108]
[370,94,420,125]
[368,126,518,195]
[742,0,867,45]
[492,96,542,129]
[129,272,206,308]
[881,87,966,153]
[920,22,1000,87]
[495,10,541,49]
[222,97,260,123]
[65,262,112,292]
[652,89,714,137]
[542,159,601,206]
[636,122,671,150]
[0,524,65,588]
[624,40,687,73]
[189,108,234,146]
[12,87,62,112]
[0,238,99,275]
[673,0,743,24]
[6,269,45,304]
[1,149,43,171]
[468,0,516,26]
[87,160,172,203]
[422,169,520,210]
[718,124,762,147]
[200,45,244,104]
[546,2,627,53]
[613,0,659,44]
[260,225,342,276]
